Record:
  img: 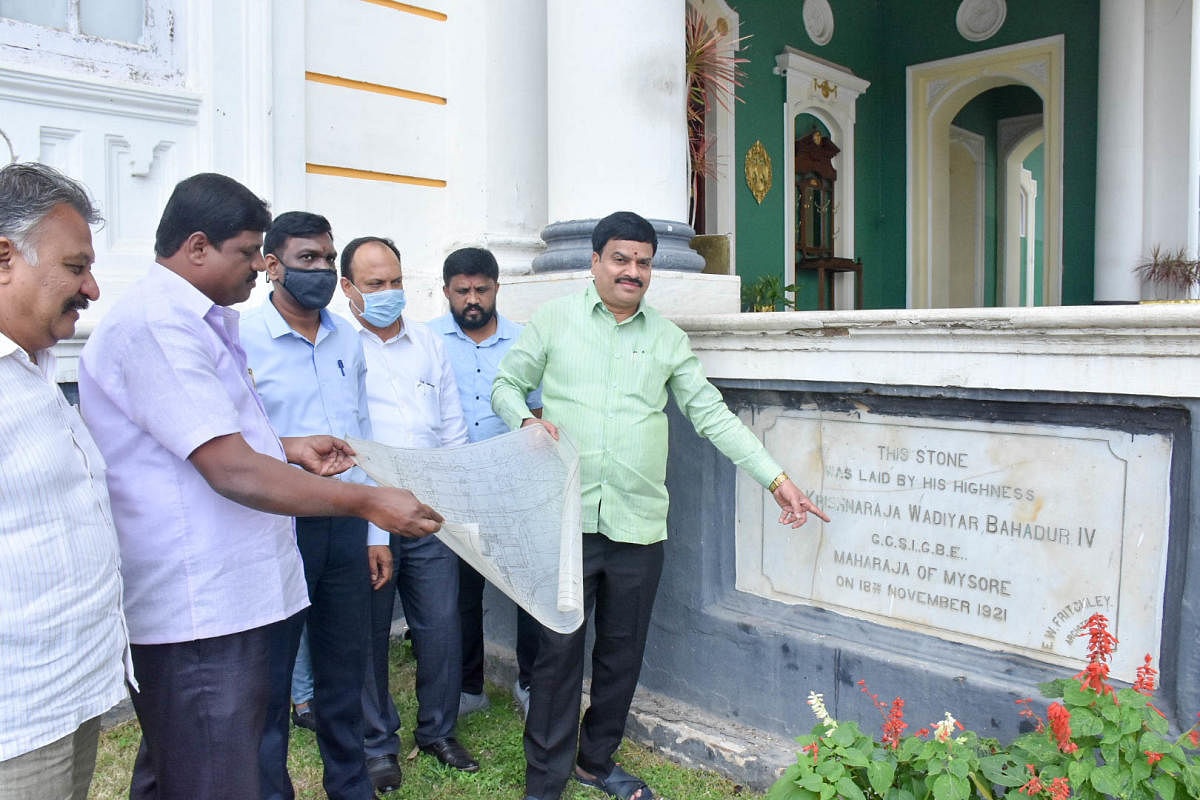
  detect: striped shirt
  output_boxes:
[492,282,782,544]
[0,334,129,760]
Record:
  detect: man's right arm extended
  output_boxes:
[492,316,547,430]
[189,433,442,538]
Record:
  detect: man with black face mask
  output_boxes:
[240,211,390,800]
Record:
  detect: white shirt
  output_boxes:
[355,316,469,449]
[0,335,129,760]
[79,267,309,645]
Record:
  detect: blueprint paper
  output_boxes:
[348,426,584,634]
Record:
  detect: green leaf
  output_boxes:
[800,773,828,792]
[884,788,916,800]
[1152,774,1177,800]
[947,756,971,778]
[1038,678,1071,698]
[867,760,896,795]
[1068,758,1095,786]
[839,746,870,767]
[834,776,867,800]
[979,755,1027,788]
[1099,699,1122,724]
[830,724,857,748]
[930,773,970,800]
[1071,706,1104,736]
[1129,757,1151,785]
[1062,681,1095,707]
[1091,763,1129,796]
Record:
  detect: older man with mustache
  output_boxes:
[0,162,130,800]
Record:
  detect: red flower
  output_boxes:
[1019,764,1045,796]
[1145,750,1163,766]
[857,679,888,712]
[801,742,819,765]
[1189,729,1199,748]
[881,697,907,750]
[1075,615,1118,696]
[1047,702,1079,754]
[916,728,930,738]
[1048,776,1071,800]
[1016,698,1046,732]
[1133,654,1158,695]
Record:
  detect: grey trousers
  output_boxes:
[0,716,101,800]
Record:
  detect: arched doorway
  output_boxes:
[907,36,1064,309]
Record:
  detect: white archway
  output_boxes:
[907,36,1064,308]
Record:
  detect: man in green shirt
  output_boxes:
[492,211,828,800]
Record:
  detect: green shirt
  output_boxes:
[492,283,782,544]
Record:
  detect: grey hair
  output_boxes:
[0,162,102,265]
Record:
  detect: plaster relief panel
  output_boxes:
[104,135,176,254]
[38,127,82,177]
[735,407,1170,683]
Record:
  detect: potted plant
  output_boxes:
[685,7,748,232]
[741,274,801,312]
[1133,246,1200,301]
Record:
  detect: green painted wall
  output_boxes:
[732,0,1099,308]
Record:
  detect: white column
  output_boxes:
[545,0,688,223]
[1094,0,1146,302]
[444,0,548,276]
[1189,0,1200,290]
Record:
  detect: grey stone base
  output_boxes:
[531,218,706,273]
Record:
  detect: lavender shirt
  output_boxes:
[79,267,308,645]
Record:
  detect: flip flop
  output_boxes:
[574,764,655,800]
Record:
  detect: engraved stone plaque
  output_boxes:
[735,408,1171,682]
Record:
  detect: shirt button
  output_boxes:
[475,395,480,400]
[476,368,481,372]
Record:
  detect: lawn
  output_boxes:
[89,638,760,799]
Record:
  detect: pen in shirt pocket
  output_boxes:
[337,359,346,377]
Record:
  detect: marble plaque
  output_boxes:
[735,408,1171,682]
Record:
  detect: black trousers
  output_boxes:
[128,621,278,800]
[363,533,461,754]
[523,534,664,800]
[260,516,371,800]
[458,555,542,694]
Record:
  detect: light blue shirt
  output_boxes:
[240,296,385,545]
[428,312,541,442]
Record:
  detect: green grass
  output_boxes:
[89,639,760,799]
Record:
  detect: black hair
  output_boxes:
[154,173,271,258]
[340,235,402,281]
[591,210,657,256]
[442,247,499,285]
[264,211,333,257]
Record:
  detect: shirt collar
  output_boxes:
[261,292,333,342]
[584,281,646,323]
[433,312,516,347]
[149,265,221,319]
[351,312,409,345]
[0,330,53,378]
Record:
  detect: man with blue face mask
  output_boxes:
[339,236,477,791]
[240,212,389,800]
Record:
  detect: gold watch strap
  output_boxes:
[768,472,789,493]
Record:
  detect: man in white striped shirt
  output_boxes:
[0,162,130,800]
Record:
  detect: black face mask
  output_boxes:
[281,267,338,310]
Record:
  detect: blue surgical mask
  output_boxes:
[352,286,406,327]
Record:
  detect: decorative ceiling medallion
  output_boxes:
[745,140,772,205]
[803,0,834,47]
[956,0,1006,42]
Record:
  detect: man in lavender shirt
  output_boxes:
[79,173,443,800]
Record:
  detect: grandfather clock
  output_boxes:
[795,128,862,309]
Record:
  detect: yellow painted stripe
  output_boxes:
[358,0,446,21]
[306,163,446,188]
[305,71,446,106]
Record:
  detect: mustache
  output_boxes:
[616,277,644,288]
[64,295,89,313]
[464,304,484,314]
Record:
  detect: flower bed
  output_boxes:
[768,615,1200,800]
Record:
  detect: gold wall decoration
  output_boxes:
[745,140,772,204]
[812,78,838,100]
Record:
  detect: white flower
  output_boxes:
[806,691,838,732]
[933,712,958,743]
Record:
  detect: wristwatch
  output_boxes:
[768,472,789,493]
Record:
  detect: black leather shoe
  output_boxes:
[418,736,480,772]
[291,705,316,731]
[366,754,403,793]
